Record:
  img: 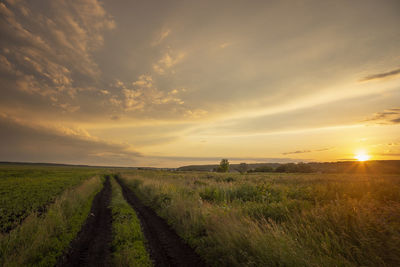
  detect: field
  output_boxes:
[0,174,103,266]
[1,164,400,266]
[120,170,400,267]
[0,165,102,232]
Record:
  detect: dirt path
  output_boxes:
[115,176,206,267]
[58,176,112,267]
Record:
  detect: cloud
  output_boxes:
[1,0,400,167]
[184,109,208,118]
[58,103,80,113]
[0,113,141,166]
[365,108,400,125]
[282,147,332,155]
[359,67,400,82]
[219,42,232,49]
[100,89,110,95]
[110,75,185,112]
[0,0,114,109]
[282,150,311,155]
[132,74,153,88]
[151,29,171,46]
[122,88,144,111]
[153,51,185,74]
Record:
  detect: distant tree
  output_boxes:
[275,164,287,173]
[275,163,314,173]
[297,162,314,173]
[237,162,248,174]
[275,163,295,172]
[254,166,274,172]
[217,159,230,172]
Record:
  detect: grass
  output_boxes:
[1,165,398,266]
[110,175,152,267]
[0,175,103,267]
[0,165,102,232]
[120,170,400,267]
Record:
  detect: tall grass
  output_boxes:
[110,176,152,267]
[0,175,103,267]
[121,170,400,266]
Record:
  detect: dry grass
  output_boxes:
[121,170,400,267]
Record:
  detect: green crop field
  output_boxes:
[120,170,400,267]
[0,164,102,232]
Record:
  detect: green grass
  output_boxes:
[121,170,400,267]
[0,175,103,267]
[110,175,152,267]
[0,165,102,232]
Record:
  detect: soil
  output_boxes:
[115,176,207,267]
[58,176,112,267]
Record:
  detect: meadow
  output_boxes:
[120,170,400,267]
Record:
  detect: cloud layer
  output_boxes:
[0,0,114,106]
[0,113,141,166]
[1,0,400,166]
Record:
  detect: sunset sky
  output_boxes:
[1,0,400,167]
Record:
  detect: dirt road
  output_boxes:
[115,176,206,267]
[58,176,112,267]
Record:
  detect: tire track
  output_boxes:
[115,175,206,267]
[58,176,112,267]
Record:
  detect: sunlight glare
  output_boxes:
[355,150,370,161]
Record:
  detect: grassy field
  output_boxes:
[1,164,399,266]
[0,165,102,232]
[0,175,103,266]
[120,170,400,267]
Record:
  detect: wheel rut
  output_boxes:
[115,176,206,267]
[58,176,112,267]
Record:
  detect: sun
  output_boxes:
[355,150,370,162]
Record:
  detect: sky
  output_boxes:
[0,0,400,167]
